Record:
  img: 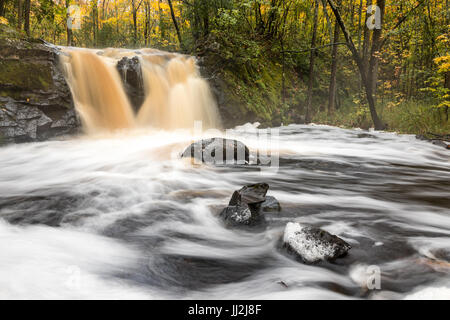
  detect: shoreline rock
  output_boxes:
[0,25,79,143]
[261,196,281,212]
[416,134,450,150]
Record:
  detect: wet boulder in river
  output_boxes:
[261,196,281,212]
[219,183,269,228]
[219,204,264,227]
[229,183,269,206]
[282,222,351,263]
[181,138,250,165]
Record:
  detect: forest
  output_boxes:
[1,0,449,134]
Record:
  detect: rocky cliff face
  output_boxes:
[0,26,254,145]
[196,55,260,129]
[0,25,79,144]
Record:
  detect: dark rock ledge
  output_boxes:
[0,25,79,143]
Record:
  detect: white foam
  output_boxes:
[0,220,153,299]
[0,123,448,299]
[404,286,450,300]
[283,222,337,263]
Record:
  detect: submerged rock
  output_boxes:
[219,183,270,227]
[181,138,250,165]
[261,196,281,212]
[282,222,351,263]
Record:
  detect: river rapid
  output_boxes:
[0,124,449,299]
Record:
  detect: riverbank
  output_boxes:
[313,100,450,136]
[196,34,449,136]
[0,23,448,143]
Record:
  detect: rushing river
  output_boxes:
[0,124,449,299]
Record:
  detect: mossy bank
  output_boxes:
[0,25,79,143]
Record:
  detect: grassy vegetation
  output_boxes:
[313,99,449,135]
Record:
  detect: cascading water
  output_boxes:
[60,47,221,133]
[0,47,449,300]
[60,50,136,133]
[138,54,220,130]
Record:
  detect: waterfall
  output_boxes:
[60,47,221,133]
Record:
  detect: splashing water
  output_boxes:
[59,47,221,133]
[60,50,136,132]
[0,124,449,299]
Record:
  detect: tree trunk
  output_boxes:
[201,1,209,37]
[158,0,165,39]
[0,0,6,17]
[93,1,98,46]
[357,0,363,51]
[327,0,385,130]
[362,0,372,75]
[367,0,385,106]
[144,1,150,46]
[132,0,138,45]
[281,36,286,106]
[167,0,184,50]
[445,71,450,121]
[66,0,72,46]
[102,0,109,20]
[17,0,23,30]
[192,0,200,41]
[23,0,30,36]
[305,0,319,123]
[328,3,341,115]
[115,0,118,34]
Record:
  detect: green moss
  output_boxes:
[218,55,296,126]
[0,89,23,100]
[0,60,52,91]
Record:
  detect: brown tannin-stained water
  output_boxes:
[60,50,136,132]
[59,47,221,132]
